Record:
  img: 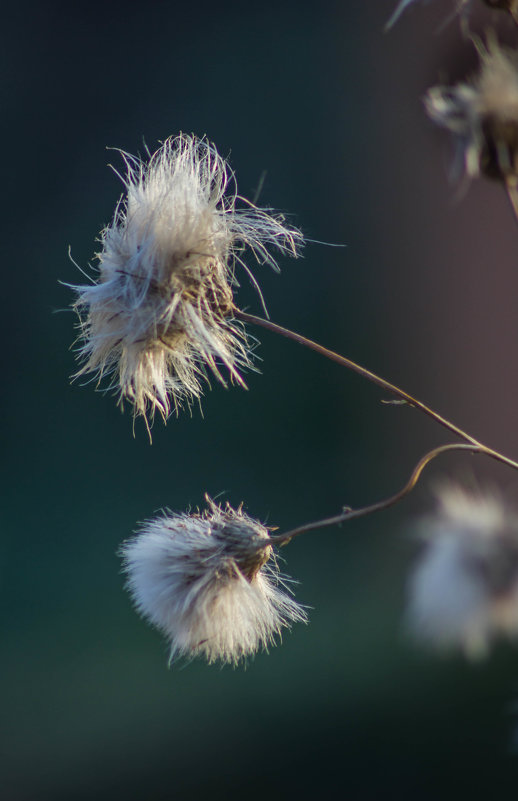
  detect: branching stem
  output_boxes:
[266,443,481,546]
[237,310,518,473]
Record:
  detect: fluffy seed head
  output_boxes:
[407,485,518,658]
[425,41,518,185]
[120,498,307,665]
[72,134,302,422]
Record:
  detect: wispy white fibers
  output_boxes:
[120,498,307,665]
[72,135,302,422]
[407,485,518,658]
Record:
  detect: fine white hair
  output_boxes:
[72,134,302,422]
[407,485,518,658]
[120,498,307,665]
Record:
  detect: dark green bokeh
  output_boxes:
[4,1,518,798]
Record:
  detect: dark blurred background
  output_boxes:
[4,0,518,798]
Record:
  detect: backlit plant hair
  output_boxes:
[71,134,302,425]
[120,497,306,665]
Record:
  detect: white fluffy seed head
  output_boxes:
[425,40,518,182]
[120,498,307,665]
[72,134,302,422]
[407,485,518,658]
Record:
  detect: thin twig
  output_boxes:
[263,443,482,547]
[236,310,518,473]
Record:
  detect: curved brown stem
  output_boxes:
[237,310,518,473]
[265,443,482,547]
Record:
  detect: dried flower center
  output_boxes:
[211,520,273,583]
[235,541,273,581]
[143,256,235,348]
[176,266,234,318]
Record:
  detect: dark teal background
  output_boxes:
[4,1,518,798]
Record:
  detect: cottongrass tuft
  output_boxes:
[407,485,518,658]
[120,497,307,665]
[72,134,302,423]
[425,40,518,211]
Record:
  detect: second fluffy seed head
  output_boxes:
[120,498,307,665]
